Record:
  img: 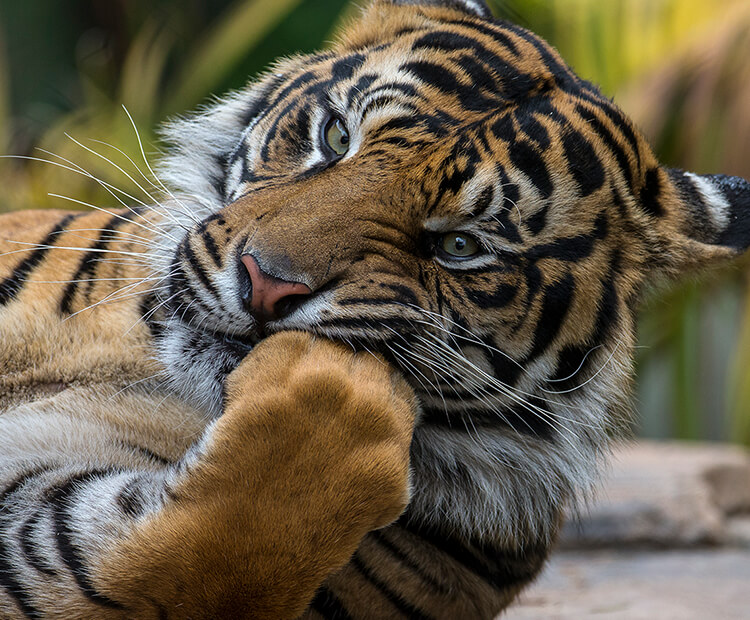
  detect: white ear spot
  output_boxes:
[685,172,731,230]
[387,0,492,19]
[460,0,492,17]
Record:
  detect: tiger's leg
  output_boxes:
[307,518,552,619]
[0,332,416,619]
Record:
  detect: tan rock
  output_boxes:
[561,441,750,548]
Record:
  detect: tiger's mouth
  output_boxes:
[219,330,260,356]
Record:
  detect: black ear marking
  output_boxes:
[706,174,750,251]
[667,168,750,252]
[385,0,493,19]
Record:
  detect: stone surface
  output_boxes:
[507,549,750,619]
[560,441,750,548]
[506,441,750,619]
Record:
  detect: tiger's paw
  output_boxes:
[222,330,418,535]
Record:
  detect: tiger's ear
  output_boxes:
[381,0,493,19]
[648,167,750,276]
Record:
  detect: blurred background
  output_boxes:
[0,0,748,444]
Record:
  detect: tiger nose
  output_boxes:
[240,254,312,322]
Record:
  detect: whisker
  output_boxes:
[121,105,201,225]
[36,148,155,212]
[45,192,179,243]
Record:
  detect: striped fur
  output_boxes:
[2,0,749,617]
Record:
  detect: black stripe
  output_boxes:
[49,471,125,610]
[0,213,80,307]
[576,103,634,187]
[380,282,420,306]
[368,530,449,594]
[180,238,220,299]
[196,224,223,269]
[445,19,520,56]
[116,477,147,519]
[396,516,544,589]
[549,250,620,391]
[549,343,594,392]
[240,74,285,126]
[508,140,553,199]
[0,540,41,618]
[59,210,141,315]
[500,22,579,92]
[485,339,524,387]
[526,212,607,262]
[350,552,433,620]
[412,31,535,101]
[525,203,549,236]
[260,99,298,161]
[490,113,515,143]
[359,81,420,104]
[20,512,58,577]
[452,53,498,96]
[254,69,319,127]
[0,469,48,509]
[309,586,353,619]
[527,271,575,361]
[421,402,554,438]
[361,97,418,123]
[0,469,51,618]
[330,53,366,81]
[346,74,379,106]
[591,250,621,346]
[640,167,664,217]
[138,291,163,338]
[434,140,480,205]
[579,92,642,168]
[335,297,405,308]
[466,282,517,307]
[315,316,416,332]
[468,185,494,219]
[400,61,495,112]
[561,128,605,197]
[375,116,421,136]
[515,109,550,149]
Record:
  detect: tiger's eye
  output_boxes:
[440,232,480,258]
[324,117,350,156]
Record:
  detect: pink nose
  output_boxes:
[240,254,312,322]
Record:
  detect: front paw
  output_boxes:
[223,331,418,531]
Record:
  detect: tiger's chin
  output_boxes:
[157,317,260,417]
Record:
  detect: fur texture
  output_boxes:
[1,0,749,617]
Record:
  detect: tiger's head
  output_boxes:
[147,0,750,543]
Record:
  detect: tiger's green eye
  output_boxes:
[440,232,480,258]
[324,117,350,156]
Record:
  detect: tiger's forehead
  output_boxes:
[238,17,585,179]
[267,18,571,120]
[226,12,632,241]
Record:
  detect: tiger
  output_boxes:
[1,0,748,617]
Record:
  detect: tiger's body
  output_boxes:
[1,0,749,618]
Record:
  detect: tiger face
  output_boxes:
[148,0,750,542]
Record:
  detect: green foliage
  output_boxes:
[0,0,350,212]
[1,0,749,442]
